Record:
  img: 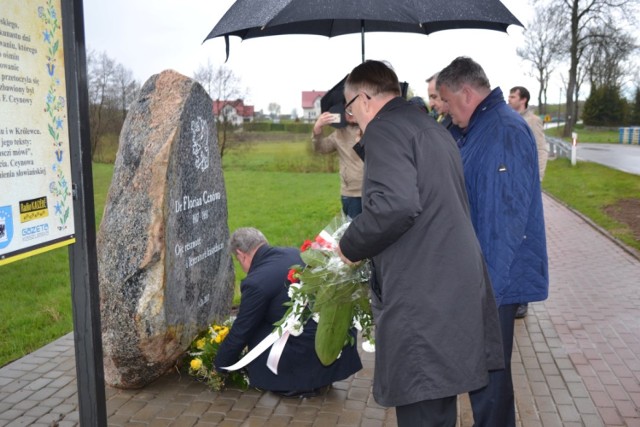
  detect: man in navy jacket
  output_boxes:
[438,56,549,427]
[214,227,361,397]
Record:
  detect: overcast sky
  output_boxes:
[83,0,552,115]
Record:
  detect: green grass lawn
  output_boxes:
[223,136,339,174]
[543,157,640,251]
[0,140,341,367]
[1,134,638,367]
[545,126,620,143]
[0,163,114,367]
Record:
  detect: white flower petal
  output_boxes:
[362,340,376,353]
[290,321,304,337]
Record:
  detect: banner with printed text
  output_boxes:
[0,0,75,266]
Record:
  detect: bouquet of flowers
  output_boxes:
[184,317,249,391]
[278,214,375,366]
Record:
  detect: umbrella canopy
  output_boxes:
[205,0,523,61]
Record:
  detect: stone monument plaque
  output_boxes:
[97,70,235,389]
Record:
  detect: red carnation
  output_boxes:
[287,268,299,283]
[300,239,313,252]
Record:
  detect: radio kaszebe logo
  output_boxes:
[19,196,49,222]
[19,197,51,242]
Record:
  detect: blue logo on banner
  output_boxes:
[0,205,14,249]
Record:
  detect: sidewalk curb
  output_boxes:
[543,190,640,262]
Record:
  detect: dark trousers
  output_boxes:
[341,196,362,219]
[396,395,457,427]
[469,303,518,427]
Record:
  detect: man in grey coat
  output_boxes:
[337,60,504,426]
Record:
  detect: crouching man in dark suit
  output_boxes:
[214,227,362,397]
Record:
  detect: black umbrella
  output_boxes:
[320,75,348,114]
[204,0,523,61]
[320,74,409,124]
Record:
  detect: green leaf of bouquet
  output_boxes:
[300,249,329,267]
[300,268,333,290]
[314,281,359,308]
[315,301,354,366]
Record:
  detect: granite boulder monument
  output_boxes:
[97,70,235,389]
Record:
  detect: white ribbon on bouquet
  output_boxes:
[221,227,339,374]
[220,313,302,375]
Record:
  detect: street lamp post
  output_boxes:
[558,87,562,129]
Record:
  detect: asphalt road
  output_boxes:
[575,142,640,176]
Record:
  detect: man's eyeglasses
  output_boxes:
[345,92,371,116]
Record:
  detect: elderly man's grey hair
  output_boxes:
[229,227,268,254]
[436,56,490,93]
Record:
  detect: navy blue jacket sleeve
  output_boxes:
[214,280,269,370]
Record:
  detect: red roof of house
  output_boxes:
[213,99,254,117]
[301,91,326,109]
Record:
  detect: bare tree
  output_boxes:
[87,50,116,156]
[112,64,140,122]
[551,0,639,137]
[193,59,217,95]
[517,3,567,114]
[86,49,140,160]
[193,62,246,157]
[268,102,281,120]
[581,25,637,125]
[583,24,637,90]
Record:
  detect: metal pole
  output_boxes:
[558,88,562,129]
[62,0,107,425]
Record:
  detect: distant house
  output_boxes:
[212,99,255,126]
[301,91,326,122]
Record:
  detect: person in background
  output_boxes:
[337,59,504,427]
[437,57,549,427]
[508,86,548,180]
[215,228,362,398]
[508,85,549,319]
[427,72,461,140]
[426,72,448,123]
[312,78,364,219]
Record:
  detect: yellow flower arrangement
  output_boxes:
[190,358,202,370]
[184,317,248,391]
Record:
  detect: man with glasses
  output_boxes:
[337,60,504,427]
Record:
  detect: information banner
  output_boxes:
[0,0,75,266]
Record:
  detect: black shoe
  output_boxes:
[274,384,331,399]
[275,389,318,398]
[515,304,528,319]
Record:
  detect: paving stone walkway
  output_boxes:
[1,193,639,426]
